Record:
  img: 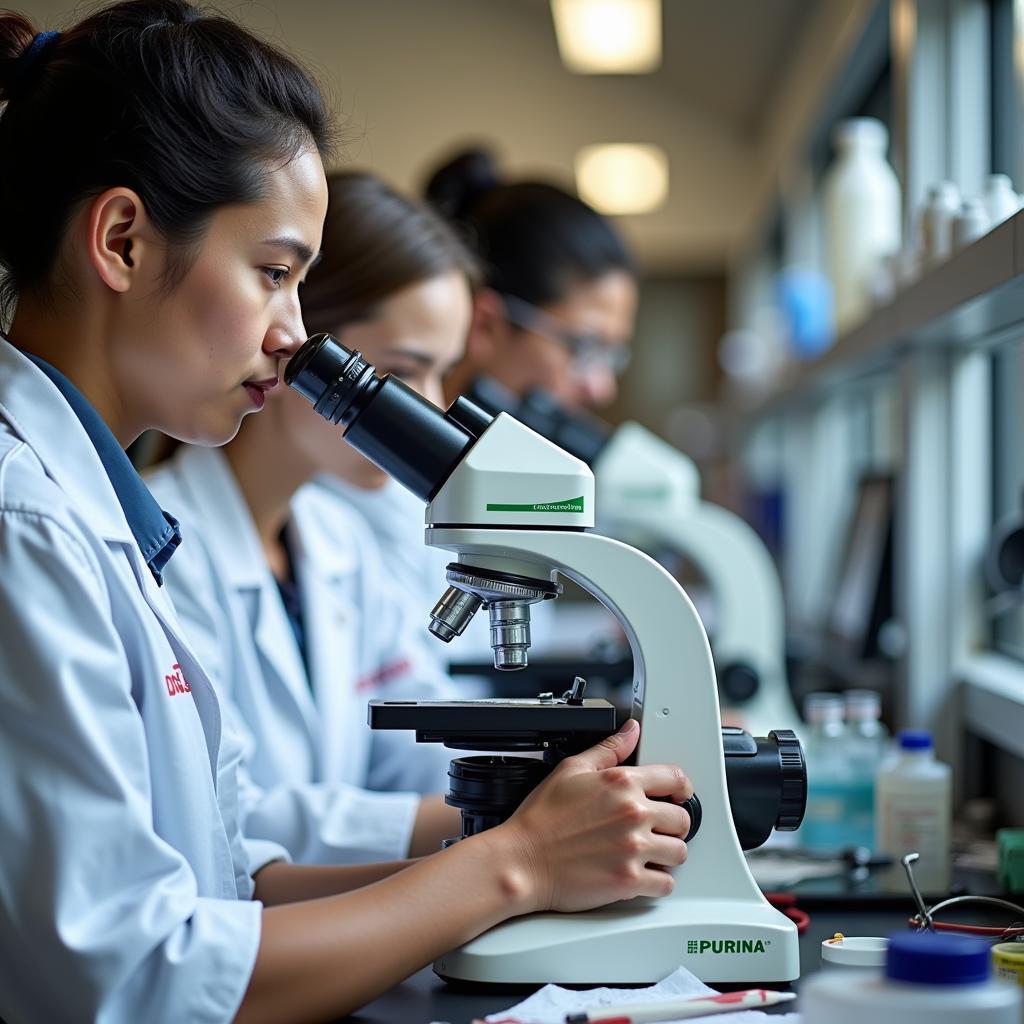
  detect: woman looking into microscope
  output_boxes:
[147,171,480,863]
[0,4,692,1020]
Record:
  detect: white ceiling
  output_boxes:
[524,0,822,140]
[657,0,823,139]
[23,0,837,271]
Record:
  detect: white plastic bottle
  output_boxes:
[823,118,902,333]
[985,173,1021,226]
[921,182,962,266]
[952,197,991,250]
[803,931,1021,1024]
[875,729,951,892]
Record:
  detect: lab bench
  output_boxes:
[340,907,897,1022]
[341,881,1019,1023]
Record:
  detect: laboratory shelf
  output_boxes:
[740,208,1024,417]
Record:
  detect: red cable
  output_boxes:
[763,892,810,934]
[908,917,1024,937]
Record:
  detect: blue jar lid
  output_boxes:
[886,932,991,985]
[898,729,933,750]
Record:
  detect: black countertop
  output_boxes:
[341,904,917,1023]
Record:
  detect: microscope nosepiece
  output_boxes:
[426,564,562,669]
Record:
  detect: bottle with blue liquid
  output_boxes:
[843,689,889,846]
[800,691,884,851]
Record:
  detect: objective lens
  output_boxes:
[429,587,483,643]
[488,601,532,670]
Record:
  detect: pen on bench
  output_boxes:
[564,987,797,1024]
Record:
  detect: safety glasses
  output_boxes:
[500,294,631,378]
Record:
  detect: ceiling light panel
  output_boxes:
[551,0,662,74]
[575,143,669,215]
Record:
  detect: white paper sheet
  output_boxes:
[482,967,800,1024]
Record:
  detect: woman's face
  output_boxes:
[483,269,637,411]
[278,268,473,488]
[118,147,328,444]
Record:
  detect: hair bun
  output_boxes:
[0,13,40,101]
[424,147,501,221]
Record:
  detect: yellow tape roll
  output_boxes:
[992,942,1024,988]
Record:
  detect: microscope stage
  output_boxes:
[368,697,619,752]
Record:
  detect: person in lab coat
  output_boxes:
[0,3,693,1020]
[295,170,494,660]
[146,171,479,863]
[428,146,639,412]
[334,147,641,652]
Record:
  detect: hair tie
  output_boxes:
[12,30,61,89]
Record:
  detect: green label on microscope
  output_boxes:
[485,495,585,514]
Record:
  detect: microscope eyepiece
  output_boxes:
[284,333,377,424]
[286,334,494,503]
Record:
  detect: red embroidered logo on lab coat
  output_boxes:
[164,663,192,697]
[356,658,411,692]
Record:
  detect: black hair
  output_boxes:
[301,170,480,335]
[423,147,634,308]
[0,0,335,322]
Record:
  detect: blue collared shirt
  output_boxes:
[26,355,182,585]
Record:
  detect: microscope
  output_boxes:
[465,379,801,735]
[286,335,806,986]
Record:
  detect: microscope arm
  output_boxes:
[424,527,799,983]
[428,527,762,903]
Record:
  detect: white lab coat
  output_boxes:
[321,475,558,670]
[146,446,457,865]
[322,476,451,616]
[0,340,281,1023]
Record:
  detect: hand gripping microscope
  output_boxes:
[286,335,806,986]
[465,380,801,735]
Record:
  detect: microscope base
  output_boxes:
[433,897,800,985]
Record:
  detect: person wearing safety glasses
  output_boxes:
[427,147,637,412]
[329,148,638,634]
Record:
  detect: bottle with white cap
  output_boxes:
[823,117,902,333]
[802,931,1021,1024]
[952,197,992,250]
[875,729,951,892]
[922,182,961,266]
[845,689,889,757]
[985,173,1021,226]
